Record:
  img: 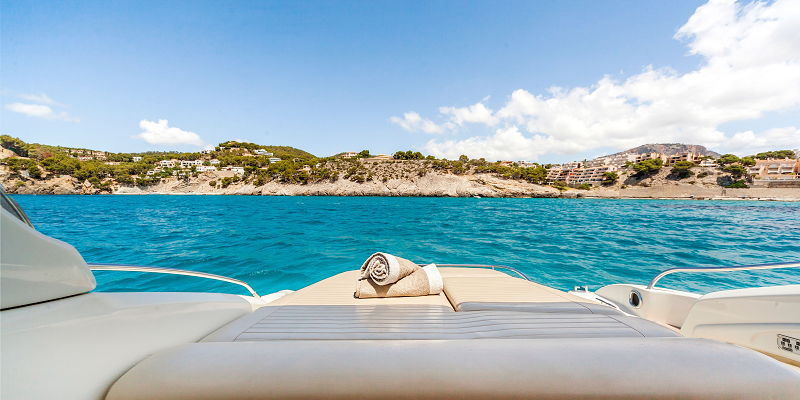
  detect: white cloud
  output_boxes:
[425,126,555,161]
[439,100,499,126]
[389,112,454,134]
[719,126,800,155]
[17,92,66,107]
[412,0,800,160]
[5,102,80,122]
[136,119,205,146]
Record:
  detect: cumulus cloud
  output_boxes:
[720,126,800,154]
[439,100,499,127]
[136,119,205,146]
[425,126,557,160]
[5,102,80,122]
[403,0,800,160]
[388,112,454,134]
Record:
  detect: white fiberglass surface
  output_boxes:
[0,292,252,400]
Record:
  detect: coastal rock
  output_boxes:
[2,165,798,201]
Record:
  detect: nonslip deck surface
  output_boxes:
[202,268,678,342]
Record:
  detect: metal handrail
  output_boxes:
[87,263,261,297]
[419,263,531,281]
[647,261,800,289]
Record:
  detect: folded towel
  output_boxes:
[355,262,443,299]
[360,252,419,286]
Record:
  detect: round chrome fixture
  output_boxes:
[629,290,643,309]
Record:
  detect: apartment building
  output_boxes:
[545,161,583,184]
[566,165,618,187]
[748,158,799,180]
[585,153,637,168]
[635,152,668,164]
[667,152,699,166]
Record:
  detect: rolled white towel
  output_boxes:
[360,252,418,286]
[355,261,443,299]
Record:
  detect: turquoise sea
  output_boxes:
[11,195,800,296]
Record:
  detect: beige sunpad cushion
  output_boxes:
[107,339,800,400]
[441,268,620,314]
[266,270,452,308]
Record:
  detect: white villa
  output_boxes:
[180,160,203,168]
[132,157,142,162]
[223,166,245,175]
[254,149,273,156]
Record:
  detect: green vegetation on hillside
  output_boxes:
[753,150,795,160]
[724,164,746,178]
[217,141,316,160]
[601,171,619,185]
[671,161,695,179]
[633,159,663,176]
[717,154,740,165]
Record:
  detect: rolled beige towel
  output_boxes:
[356,263,443,299]
[360,252,419,286]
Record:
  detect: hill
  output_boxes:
[0,135,317,161]
[608,143,721,158]
[217,141,316,159]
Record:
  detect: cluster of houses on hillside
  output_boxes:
[340,152,394,160]
[145,159,242,176]
[541,150,800,187]
[60,148,107,161]
[747,158,800,186]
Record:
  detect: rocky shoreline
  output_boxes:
[4,168,799,201]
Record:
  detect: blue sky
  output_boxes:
[3,0,798,162]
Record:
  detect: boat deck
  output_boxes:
[106,268,800,399]
[203,268,678,342]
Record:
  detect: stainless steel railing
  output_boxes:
[87,263,261,297]
[419,263,532,281]
[647,261,800,289]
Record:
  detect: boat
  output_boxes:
[1,185,799,399]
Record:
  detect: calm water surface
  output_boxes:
[11,195,800,296]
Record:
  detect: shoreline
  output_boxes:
[9,189,799,202]
[4,170,799,202]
